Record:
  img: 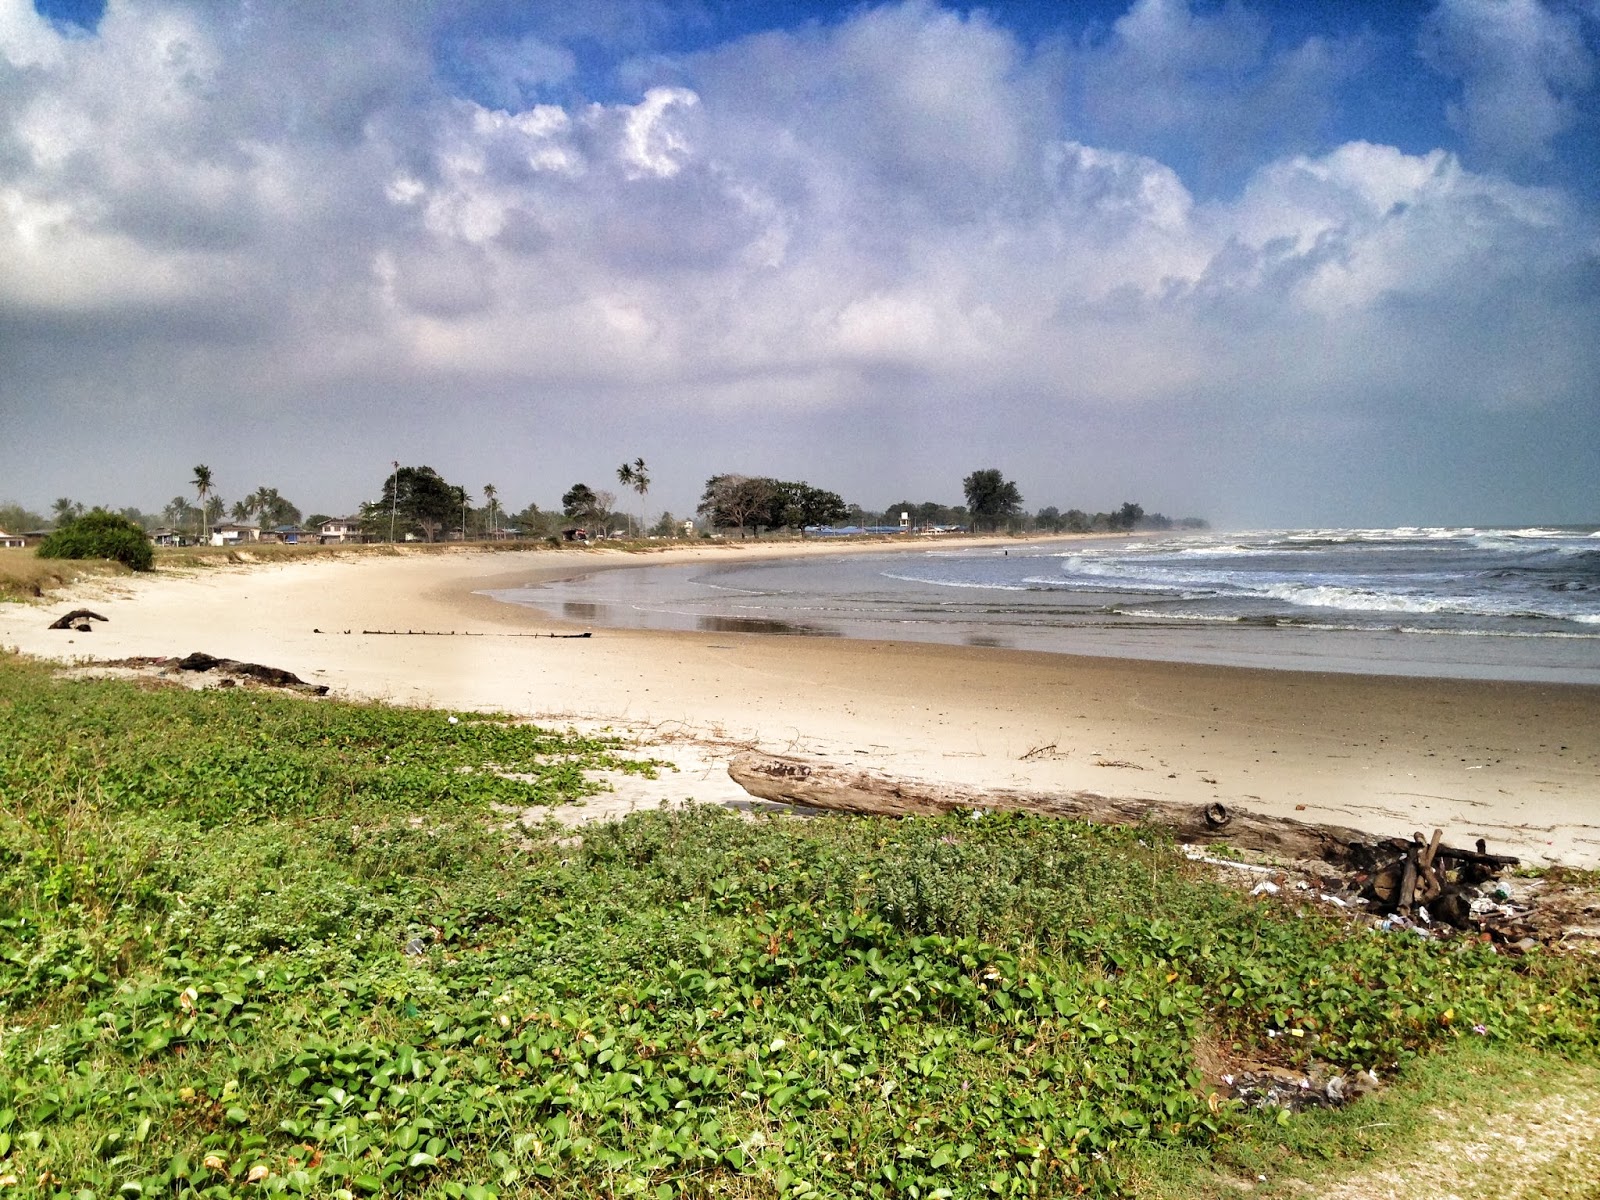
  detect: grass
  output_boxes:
[0,548,130,602]
[1,651,1597,1198]
[1128,1043,1600,1198]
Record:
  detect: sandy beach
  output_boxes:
[3,541,1597,867]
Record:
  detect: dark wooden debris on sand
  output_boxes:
[48,608,109,631]
[728,751,1542,942]
[172,651,330,695]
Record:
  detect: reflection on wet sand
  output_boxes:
[696,615,841,637]
[563,602,604,621]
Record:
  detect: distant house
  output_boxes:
[0,529,25,549]
[257,524,307,545]
[210,523,257,546]
[147,527,183,547]
[318,516,366,545]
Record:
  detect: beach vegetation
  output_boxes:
[562,483,602,522]
[365,466,460,542]
[191,466,215,542]
[617,459,651,537]
[35,509,154,571]
[698,473,777,538]
[699,476,849,537]
[1,654,1595,1198]
[962,468,1023,531]
[0,503,47,535]
[51,497,86,527]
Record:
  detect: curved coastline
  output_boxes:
[2,541,1596,867]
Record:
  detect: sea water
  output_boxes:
[484,527,1600,683]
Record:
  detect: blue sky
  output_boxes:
[2,0,1597,526]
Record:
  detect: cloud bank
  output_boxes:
[1,0,1597,525]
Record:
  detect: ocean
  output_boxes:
[484,527,1600,684]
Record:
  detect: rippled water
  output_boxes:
[485,527,1600,683]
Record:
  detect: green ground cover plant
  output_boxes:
[1,652,1596,1198]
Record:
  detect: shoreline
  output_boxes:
[2,542,1597,867]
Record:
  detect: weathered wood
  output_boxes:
[49,608,108,630]
[726,751,1464,868]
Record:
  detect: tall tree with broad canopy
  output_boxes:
[371,466,459,542]
[698,474,775,539]
[962,469,1023,532]
[561,483,601,522]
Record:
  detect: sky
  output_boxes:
[1,0,1597,529]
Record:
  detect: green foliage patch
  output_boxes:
[0,653,1596,1198]
[36,510,154,572]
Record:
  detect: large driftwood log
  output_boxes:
[728,752,1513,871]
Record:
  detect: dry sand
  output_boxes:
[3,542,1597,866]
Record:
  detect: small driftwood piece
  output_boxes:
[728,752,1428,868]
[49,608,108,630]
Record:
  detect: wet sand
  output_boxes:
[3,542,1597,866]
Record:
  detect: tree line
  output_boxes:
[7,462,1205,547]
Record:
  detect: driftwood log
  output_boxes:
[173,651,330,696]
[728,751,1517,873]
[49,608,108,630]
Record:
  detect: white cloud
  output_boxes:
[0,0,66,68]
[620,85,698,179]
[1074,0,1367,178]
[1420,0,1597,163]
[0,0,1595,523]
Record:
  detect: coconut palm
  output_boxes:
[191,465,214,541]
[616,458,650,537]
[52,497,84,527]
[483,483,498,538]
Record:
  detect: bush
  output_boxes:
[36,509,153,571]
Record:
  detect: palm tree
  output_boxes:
[191,465,214,542]
[231,500,250,523]
[616,458,650,538]
[483,484,498,539]
[52,497,83,527]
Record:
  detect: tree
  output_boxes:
[373,467,458,541]
[242,487,303,531]
[163,496,193,529]
[482,484,498,538]
[698,475,776,539]
[37,509,153,571]
[648,511,680,538]
[191,465,214,542]
[773,482,848,533]
[1036,506,1062,533]
[616,458,650,537]
[1113,501,1145,532]
[561,483,600,522]
[0,502,45,533]
[962,469,1023,532]
[51,498,85,528]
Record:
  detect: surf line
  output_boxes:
[313,628,593,639]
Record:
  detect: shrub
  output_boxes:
[36,509,154,571]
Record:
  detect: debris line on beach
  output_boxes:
[311,628,592,638]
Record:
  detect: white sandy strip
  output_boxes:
[2,545,1597,867]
